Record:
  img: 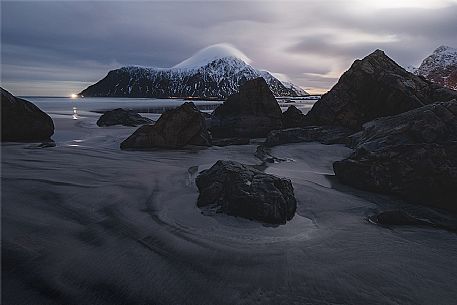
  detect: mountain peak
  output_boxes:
[416,45,457,90]
[172,43,251,69]
[434,45,456,54]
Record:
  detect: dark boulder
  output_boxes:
[120,102,211,149]
[1,87,54,142]
[196,160,296,224]
[264,126,354,147]
[96,108,153,127]
[282,105,306,128]
[333,143,457,212]
[210,78,283,138]
[306,49,457,130]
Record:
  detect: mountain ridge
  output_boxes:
[79,44,308,98]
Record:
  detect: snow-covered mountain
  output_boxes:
[405,65,417,74]
[257,70,308,96]
[415,45,457,90]
[280,81,309,96]
[79,44,308,98]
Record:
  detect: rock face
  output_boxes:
[306,49,457,130]
[264,126,354,147]
[333,99,457,212]
[334,143,457,212]
[282,105,306,128]
[120,102,211,149]
[196,160,297,224]
[416,45,457,91]
[1,87,54,142]
[96,108,153,127]
[210,78,283,138]
[79,44,308,99]
[350,99,457,150]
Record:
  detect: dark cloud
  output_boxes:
[1,1,456,95]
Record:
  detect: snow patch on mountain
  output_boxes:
[280,81,308,96]
[406,65,418,74]
[258,70,308,96]
[173,43,251,69]
[415,45,457,90]
[416,46,457,75]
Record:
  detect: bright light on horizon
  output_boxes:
[70,93,78,99]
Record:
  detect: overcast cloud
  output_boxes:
[1,0,456,96]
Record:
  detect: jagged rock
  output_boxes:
[210,78,283,138]
[282,105,306,128]
[334,100,457,212]
[1,87,54,142]
[254,145,286,163]
[350,99,457,150]
[333,143,457,212]
[211,137,250,147]
[306,49,457,130]
[120,102,211,149]
[96,108,153,127]
[264,126,354,147]
[196,160,296,224]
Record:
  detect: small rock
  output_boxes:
[369,210,430,226]
[96,108,153,127]
[369,210,457,231]
[254,145,285,163]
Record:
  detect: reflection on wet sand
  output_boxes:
[72,106,79,120]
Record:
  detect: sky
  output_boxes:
[1,0,457,96]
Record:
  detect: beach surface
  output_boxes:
[2,98,457,305]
